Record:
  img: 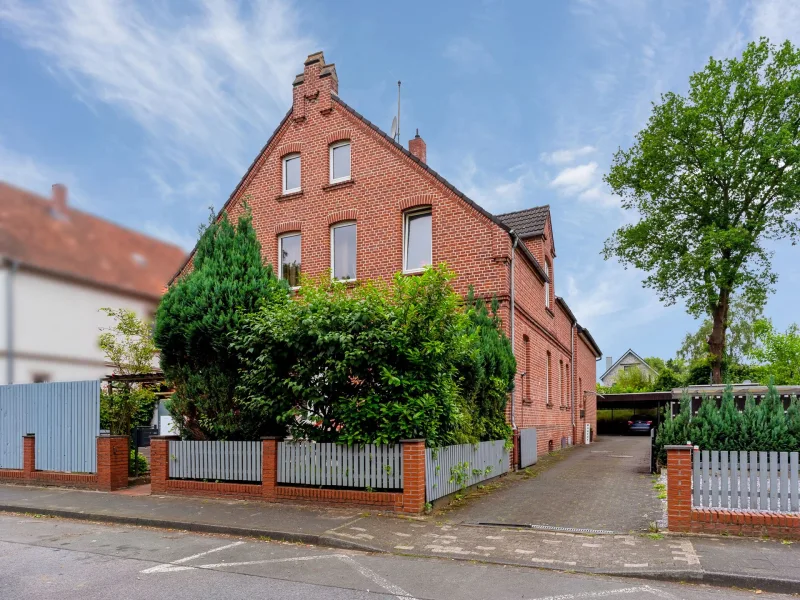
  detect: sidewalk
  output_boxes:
[1,483,798,593]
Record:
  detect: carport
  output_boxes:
[596,391,671,435]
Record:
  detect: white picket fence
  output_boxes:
[425,440,509,502]
[693,450,800,513]
[168,440,262,482]
[277,441,403,489]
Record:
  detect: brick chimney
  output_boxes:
[52,183,67,213]
[408,129,426,164]
[292,51,338,122]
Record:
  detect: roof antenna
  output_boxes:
[396,80,401,142]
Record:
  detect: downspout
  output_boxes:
[509,230,519,432]
[571,322,576,444]
[6,258,18,385]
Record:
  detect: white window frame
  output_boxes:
[330,221,357,281]
[403,208,432,274]
[278,232,301,289]
[282,153,301,194]
[544,260,551,309]
[329,141,351,184]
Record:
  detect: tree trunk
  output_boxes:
[708,289,731,384]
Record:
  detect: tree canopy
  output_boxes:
[604,39,800,383]
[154,208,288,440]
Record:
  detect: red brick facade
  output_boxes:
[150,437,428,513]
[0,435,128,491]
[666,446,800,540]
[176,51,601,459]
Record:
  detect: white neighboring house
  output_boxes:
[0,182,186,384]
[599,349,659,387]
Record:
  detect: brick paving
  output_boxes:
[452,435,663,533]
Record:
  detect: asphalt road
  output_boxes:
[0,514,785,599]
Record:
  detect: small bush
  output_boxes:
[129,450,149,476]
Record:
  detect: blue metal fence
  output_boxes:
[0,380,100,473]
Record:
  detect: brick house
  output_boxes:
[174,51,602,455]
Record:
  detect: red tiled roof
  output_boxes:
[0,181,186,300]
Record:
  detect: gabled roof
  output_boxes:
[170,94,552,285]
[496,206,550,239]
[0,181,186,300]
[600,349,658,380]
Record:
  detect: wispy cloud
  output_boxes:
[443,36,494,69]
[550,162,598,194]
[540,145,596,165]
[0,140,90,208]
[0,0,313,173]
[144,221,199,252]
[454,156,538,213]
[749,0,800,46]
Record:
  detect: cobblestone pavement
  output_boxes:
[452,435,663,533]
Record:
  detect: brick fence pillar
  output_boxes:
[511,430,520,471]
[150,435,179,494]
[261,437,282,501]
[666,445,693,533]
[400,439,426,514]
[96,436,129,491]
[23,435,35,479]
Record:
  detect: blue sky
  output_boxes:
[0,0,798,366]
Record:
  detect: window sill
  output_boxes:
[522,398,532,405]
[402,268,427,276]
[545,307,555,318]
[277,190,303,202]
[322,179,355,192]
[546,403,553,409]
[332,278,359,287]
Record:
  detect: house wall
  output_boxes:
[0,266,157,384]
[197,54,598,455]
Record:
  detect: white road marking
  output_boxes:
[144,551,419,600]
[530,586,662,599]
[393,532,412,537]
[623,563,648,568]
[669,540,700,565]
[394,545,415,550]
[475,546,496,550]
[514,549,537,554]
[609,455,633,458]
[424,544,478,555]
[328,531,375,541]
[529,558,577,566]
[582,543,601,548]
[486,535,504,540]
[141,542,245,573]
[338,554,418,600]
[349,527,367,532]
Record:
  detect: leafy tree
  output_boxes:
[598,365,654,393]
[677,295,764,364]
[644,356,666,373]
[652,367,682,392]
[748,320,800,384]
[98,308,158,436]
[604,39,800,384]
[235,266,514,447]
[154,208,288,440]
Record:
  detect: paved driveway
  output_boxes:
[451,435,662,533]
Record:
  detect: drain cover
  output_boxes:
[474,522,619,535]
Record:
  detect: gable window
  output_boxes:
[329,141,351,183]
[279,233,301,288]
[283,154,301,194]
[331,221,357,280]
[544,260,551,309]
[403,209,432,273]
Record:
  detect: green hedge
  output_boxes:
[655,381,800,464]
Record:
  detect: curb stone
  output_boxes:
[0,504,381,553]
[1,504,797,594]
